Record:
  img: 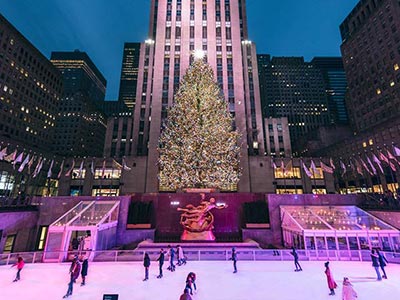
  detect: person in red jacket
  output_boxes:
[11,256,25,282]
[324,261,337,296]
[63,256,81,298]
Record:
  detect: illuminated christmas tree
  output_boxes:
[158,54,241,190]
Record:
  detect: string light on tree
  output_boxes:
[192,49,206,60]
[158,57,242,191]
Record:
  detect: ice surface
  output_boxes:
[1,260,400,300]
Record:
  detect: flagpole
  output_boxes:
[292,156,297,194]
[371,149,383,193]
[320,158,328,194]
[382,145,396,192]
[283,158,287,193]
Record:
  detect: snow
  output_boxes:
[1,260,400,300]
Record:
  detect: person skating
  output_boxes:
[370,249,382,281]
[156,249,165,278]
[80,256,88,286]
[342,277,358,300]
[376,249,389,279]
[324,261,337,296]
[177,245,186,266]
[167,245,176,272]
[11,256,25,282]
[188,272,197,293]
[63,256,81,298]
[143,252,150,281]
[179,288,193,300]
[229,247,238,273]
[290,246,302,272]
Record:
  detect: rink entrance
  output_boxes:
[43,200,120,262]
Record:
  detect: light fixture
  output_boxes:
[192,49,206,60]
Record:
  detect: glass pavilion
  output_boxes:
[281,206,400,254]
[43,200,120,262]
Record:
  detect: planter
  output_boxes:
[126,224,152,229]
[246,223,270,229]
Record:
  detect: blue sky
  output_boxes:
[0,0,359,99]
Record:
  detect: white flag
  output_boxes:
[57,160,65,179]
[78,160,84,177]
[65,159,75,177]
[12,152,24,169]
[4,149,17,162]
[18,154,30,173]
[47,159,54,178]
[393,145,400,156]
[122,157,131,171]
[90,160,95,175]
[32,157,43,178]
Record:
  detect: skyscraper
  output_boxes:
[118,42,141,110]
[257,56,330,153]
[311,57,348,125]
[51,50,107,157]
[132,0,265,192]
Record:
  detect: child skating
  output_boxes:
[11,256,24,282]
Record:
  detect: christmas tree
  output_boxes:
[158,55,241,191]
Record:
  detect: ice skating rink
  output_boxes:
[1,260,400,300]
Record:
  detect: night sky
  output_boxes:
[0,0,359,99]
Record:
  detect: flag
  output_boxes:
[340,160,347,177]
[271,158,277,170]
[360,157,373,176]
[389,161,397,172]
[284,160,292,175]
[65,159,75,177]
[393,145,400,156]
[12,152,24,169]
[386,150,400,165]
[302,161,313,177]
[367,156,377,175]
[329,158,336,170]
[379,150,389,164]
[27,155,35,174]
[0,146,7,160]
[122,157,132,171]
[78,160,84,178]
[320,160,334,174]
[354,159,364,176]
[310,160,320,176]
[18,154,30,173]
[47,159,54,178]
[4,149,17,162]
[372,153,384,174]
[57,160,65,179]
[90,160,95,175]
[32,157,43,178]
[280,159,285,174]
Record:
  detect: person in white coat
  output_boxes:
[342,277,357,300]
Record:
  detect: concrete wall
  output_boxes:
[0,210,38,252]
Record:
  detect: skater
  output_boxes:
[63,256,81,298]
[229,247,238,273]
[167,245,176,272]
[185,273,194,295]
[177,245,186,266]
[143,252,150,281]
[324,262,337,296]
[179,288,193,300]
[342,277,358,300]
[376,249,388,279]
[11,256,24,282]
[370,249,382,281]
[80,256,88,286]
[156,248,165,278]
[290,246,302,271]
[188,272,197,292]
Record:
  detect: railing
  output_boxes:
[2,249,400,266]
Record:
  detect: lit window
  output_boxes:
[362,142,367,148]
[390,81,395,87]
[394,64,399,71]
[376,89,381,95]
[369,139,374,145]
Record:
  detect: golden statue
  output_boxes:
[177,195,228,241]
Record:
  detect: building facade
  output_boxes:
[103,116,135,158]
[264,117,292,157]
[311,57,349,125]
[118,42,141,110]
[132,0,265,192]
[257,56,330,154]
[0,14,62,153]
[51,51,107,157]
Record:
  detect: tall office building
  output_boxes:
[340,0,400,133]
[132,0,265,192]
[0,14,62,153]
[257,56,330,153]
[118,42,141,110]
[51,50,107,157]
[311,57,348,125]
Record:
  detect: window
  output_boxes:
[3,235,16,253]
[94,168,121,179]
[274,167,301,179]
[37,226,48,251]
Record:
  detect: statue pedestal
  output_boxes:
[181,230,215,241]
